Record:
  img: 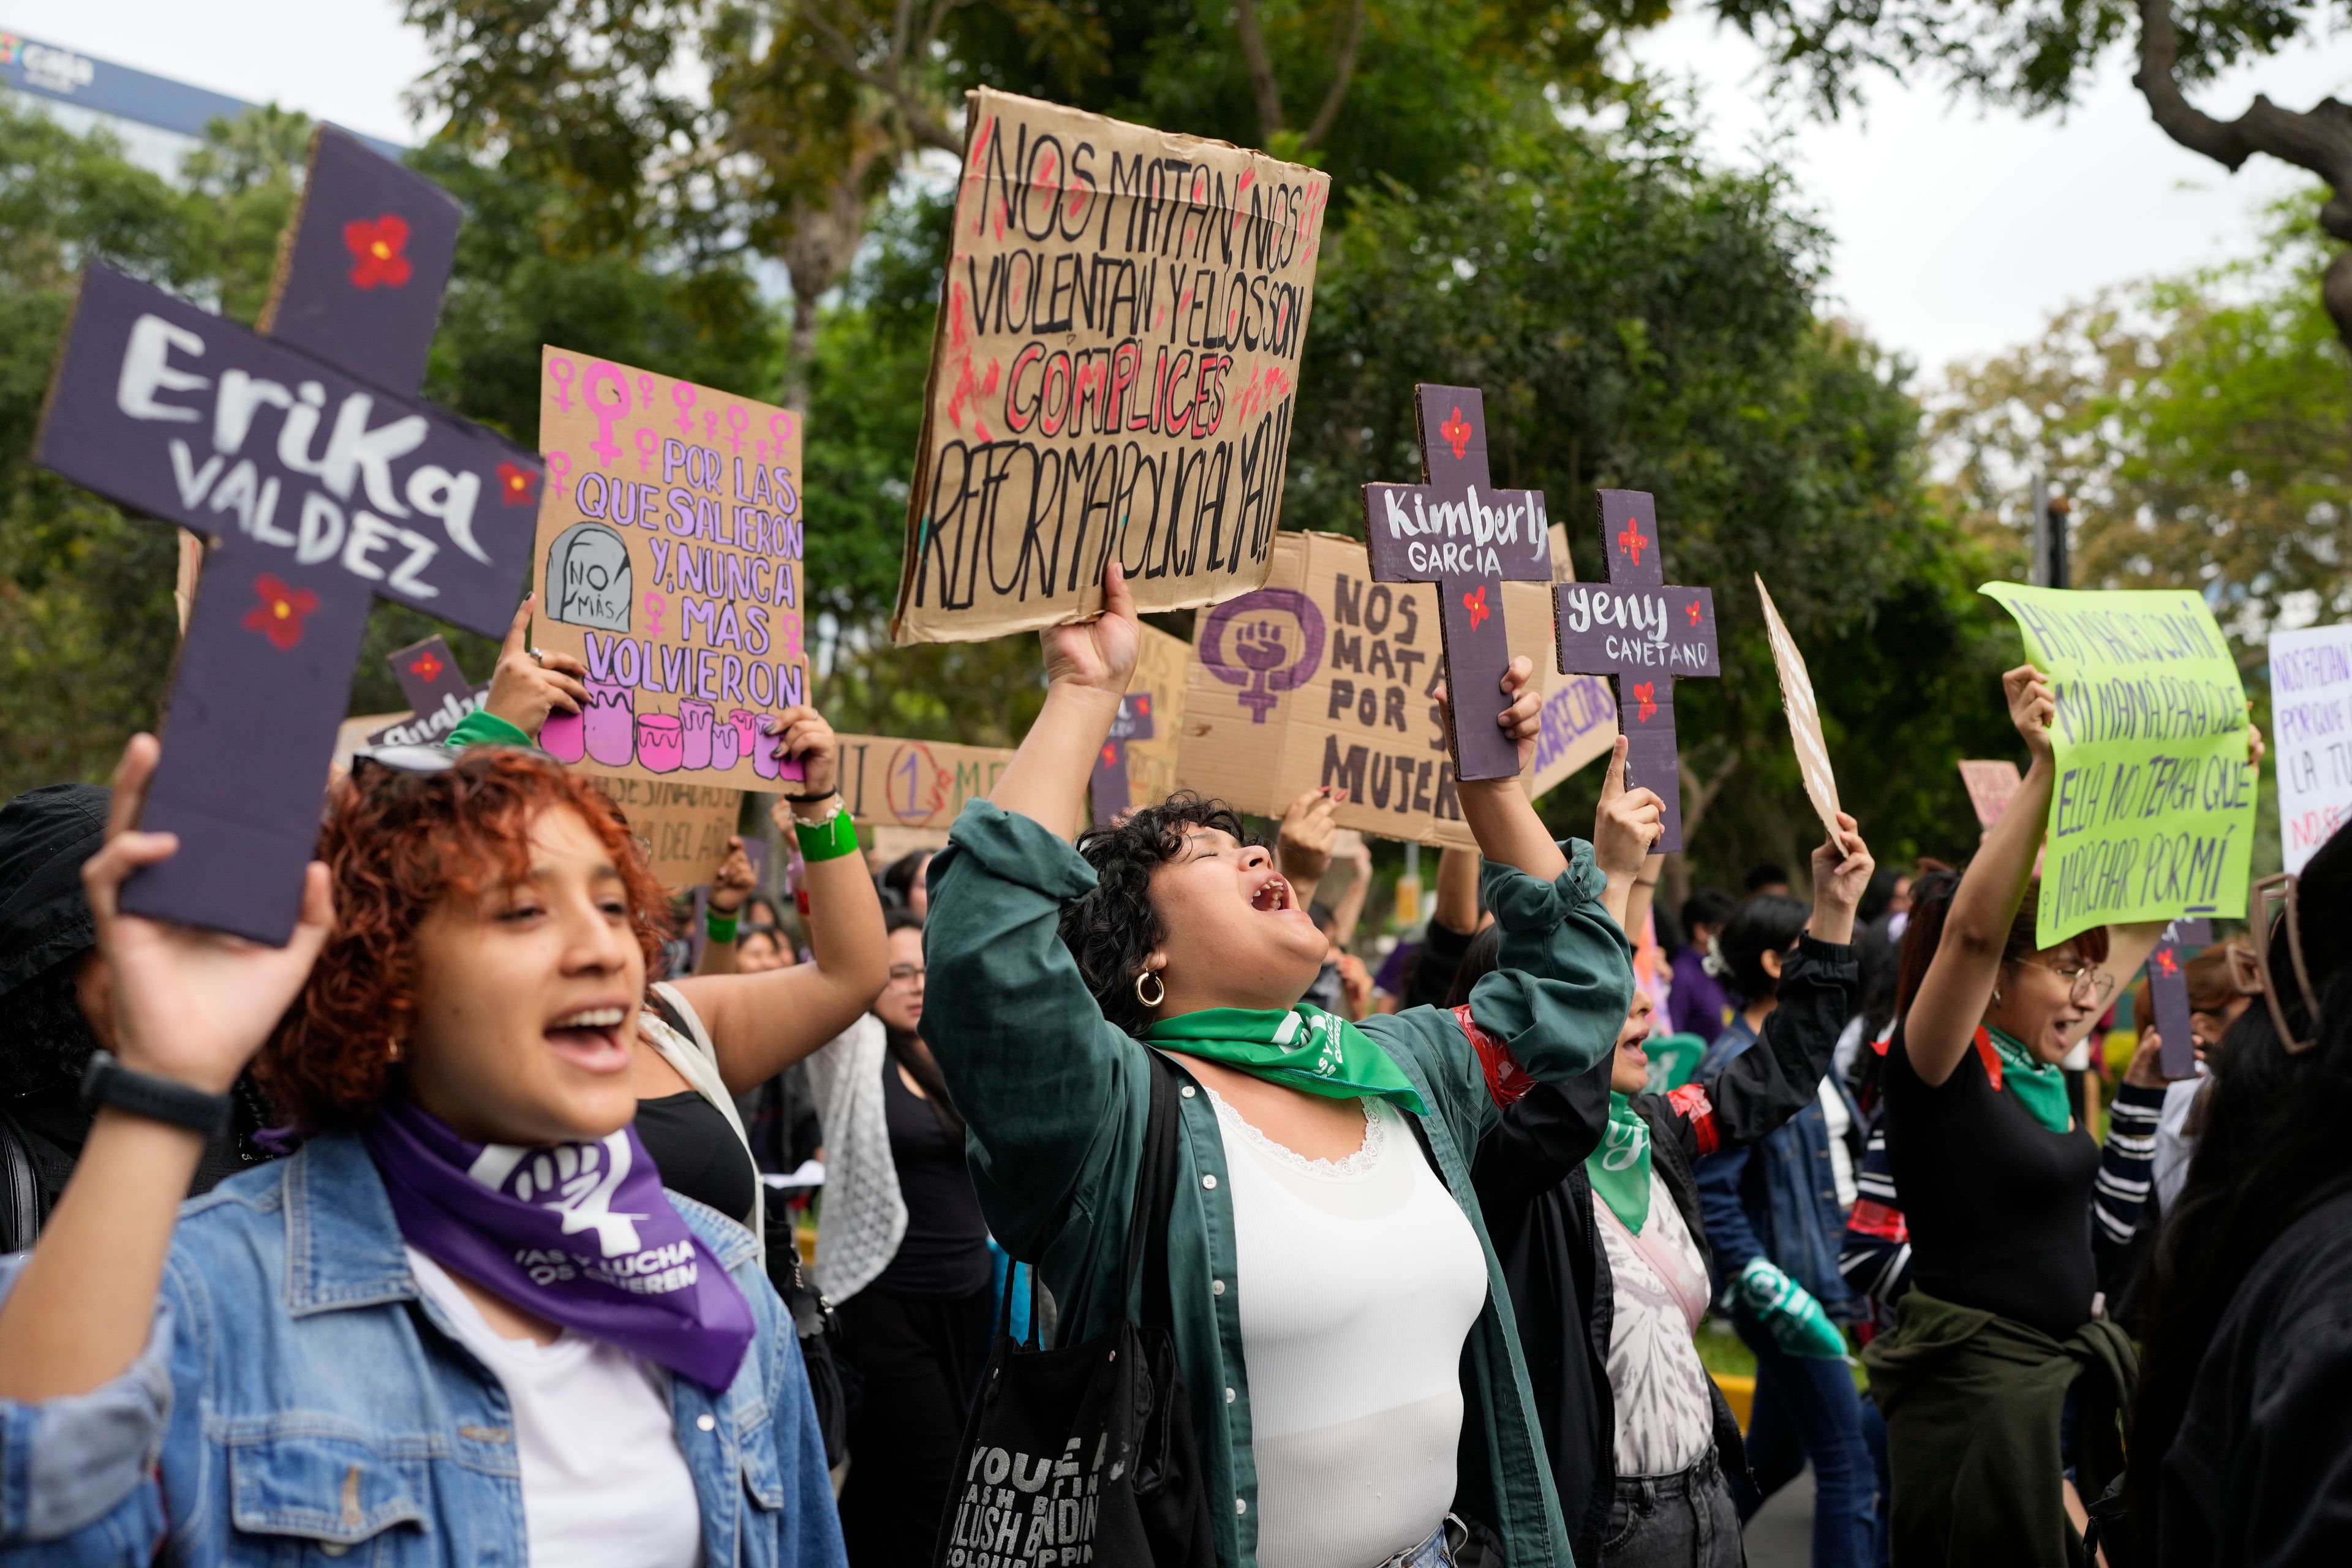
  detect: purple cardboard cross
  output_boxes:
[2149,916,2214,1080]
[32,127,541,943]
[1554,491,1719,854]
[363,635,491,748]
[1090,693,1156,826]
[1360,386,1553,781]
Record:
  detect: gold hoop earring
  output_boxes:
[1135,970,1166,1008]
[387,1038,404,1063]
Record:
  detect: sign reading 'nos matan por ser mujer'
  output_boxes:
[892,88,1331,644]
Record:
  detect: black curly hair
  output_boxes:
[1060,791,1252,1039]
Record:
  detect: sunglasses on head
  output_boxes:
[2249,872,2321,1055]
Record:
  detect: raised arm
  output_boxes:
[1903,665,2056,1087]
[990,562,1139,840]
[692,837,758,978]
[671,711,889,1093]
[0,737,332,1401]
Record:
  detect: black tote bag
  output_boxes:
[933,1054,1218,1568]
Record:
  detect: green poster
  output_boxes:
[1980,583,2254,948]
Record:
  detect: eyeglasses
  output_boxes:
[2250,872,2320,1054]
[888,963,927,986]
[2025,959,2116,1008]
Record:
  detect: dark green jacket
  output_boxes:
[921,801,1637,1568]
[1863,1284,2136,1568]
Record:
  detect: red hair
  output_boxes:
[257,751,670,1128]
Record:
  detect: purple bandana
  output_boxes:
[363,1097,755,1389]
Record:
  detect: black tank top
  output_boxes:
[1880,1017,2101,1336]
[635,1091,758,1228]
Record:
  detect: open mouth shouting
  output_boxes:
[1250,874,1295,914]
[544,1003,633,1075]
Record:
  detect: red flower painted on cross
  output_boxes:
[345,214,413,289]
[243,573,319,650]
[1440,405,1473,461]
[497,462,538,505]
[408,650,445,684]
[1632,681,1658,723]
[1462,584,1491,630]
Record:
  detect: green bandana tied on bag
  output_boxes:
[1144,1005,1427,1115]
[1586,1092,1654,1232]
[1981,1025,2071,1134]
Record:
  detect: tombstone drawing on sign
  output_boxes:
[1360,386,1554,780]
[31,126,540,943]
[1200,589,1325,723]
[545,519,633,631]
[2149,917,2214,1080]
[1090,694,1156,826]
[1555,491,1720,853]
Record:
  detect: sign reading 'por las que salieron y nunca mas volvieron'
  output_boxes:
[532,348,807,789]
[892,88,1332,644]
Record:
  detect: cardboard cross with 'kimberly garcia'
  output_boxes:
[1555,491,1719,853]
[33,126,541,943]
[1360,385,1555,780]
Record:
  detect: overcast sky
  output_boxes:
[12,1,2347,378]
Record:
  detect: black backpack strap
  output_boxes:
[0,1107,43,1254]
[1121,1052,1185,1332]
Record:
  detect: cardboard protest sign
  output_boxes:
[1123,623,1191,808]
[1361,385,1556,780]
[837,733,1022,833]
[1981,583,2255,947]
[33,127,540,943]
[1177,530,1613,848]
[1959,760,2024,828]
[2268,623,2352,873]
[892,88,1331,644]
[1755,576,1843,847]
[532,347,807,789]
[581,776,741,892]
[1555,491,1721,854]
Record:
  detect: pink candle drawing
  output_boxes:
[540,706,586,763]
[750,715,782,779]
[712,720,739,772]
[584,682,635,767]
[638,713,684,773]
[679,699,714,769]
[726,709,759,761]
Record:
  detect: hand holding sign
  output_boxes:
[1809,812,1874,945]
[2004,662,2058,763]
[1591,737,1665,882]
[81,735,337,1097]
[1042,560,1142,698]
[485,594,590,736]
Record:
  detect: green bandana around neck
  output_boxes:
[1144,1005,1427,1114]
[1983,1025,2071,1134]
[1585,1091,1654,1233]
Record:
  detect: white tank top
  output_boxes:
[1210,1091,1488,1568]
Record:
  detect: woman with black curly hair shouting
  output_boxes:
[920,562,1655,1568]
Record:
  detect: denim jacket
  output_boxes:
[1693,993,1863,1321]
[0,1129,845,1567]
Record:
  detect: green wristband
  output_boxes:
[794,807,859,863]
[706,908,740,944]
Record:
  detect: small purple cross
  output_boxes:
[1554,491,1720,854]
[1360,386,1553,781]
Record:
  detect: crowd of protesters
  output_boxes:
[0,557,2342,1568]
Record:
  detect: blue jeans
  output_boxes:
[1729,1316,1879,1568]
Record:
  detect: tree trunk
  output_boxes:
[2134,0,2352,347]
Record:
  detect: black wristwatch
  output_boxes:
[79,1050,232,1138]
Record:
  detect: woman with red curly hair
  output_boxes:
[0,732,866,1567]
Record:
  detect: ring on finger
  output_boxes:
[529,647,546,666]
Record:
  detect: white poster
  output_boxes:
[2270,623,2352,873]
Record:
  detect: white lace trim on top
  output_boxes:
[1206,1087,1386,1179]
